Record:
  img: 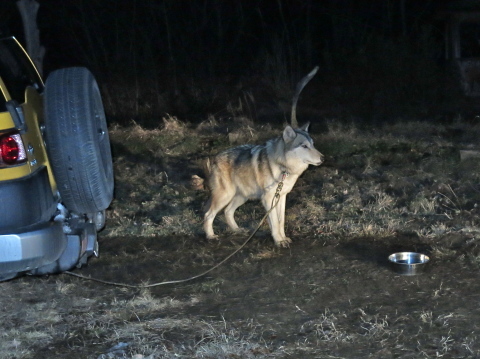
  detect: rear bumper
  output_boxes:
[0,221,67,275]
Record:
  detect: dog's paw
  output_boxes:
[275,237,292,248]
[206,234,219,240]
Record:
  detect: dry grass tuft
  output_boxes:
[161,114,187,134]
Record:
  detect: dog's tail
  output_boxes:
[201,157,213,191]
[189,158,212,192]
[203,157,212,177]
[201,157,213,213]
[291,66,319,129]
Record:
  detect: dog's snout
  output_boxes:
[315,153,325,166]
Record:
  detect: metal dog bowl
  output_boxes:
[388,252,430,275]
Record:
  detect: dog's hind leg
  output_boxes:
[224,194,248,232]
[203,190,234,240]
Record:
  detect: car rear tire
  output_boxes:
[44,67,114,213]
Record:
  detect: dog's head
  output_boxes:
[283,123,324,166]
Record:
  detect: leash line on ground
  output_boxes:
[64,175,286,288]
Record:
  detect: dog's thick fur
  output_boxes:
[203,67,323,247]
[203,123,324,247]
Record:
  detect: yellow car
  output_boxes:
[0,37,114,280]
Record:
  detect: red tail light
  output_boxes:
[0,132,27,166]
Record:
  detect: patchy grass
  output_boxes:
[2,117,480,358]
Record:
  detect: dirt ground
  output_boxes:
[3,230,480,358]
[2,118,480,358]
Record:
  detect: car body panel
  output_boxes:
[0,166,57,232]
[0,76,56,193]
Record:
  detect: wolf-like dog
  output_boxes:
[203,67,323,247]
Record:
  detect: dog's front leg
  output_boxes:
[276,194,291,244]
[262,192,292,247]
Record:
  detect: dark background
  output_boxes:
[0,0,473,126]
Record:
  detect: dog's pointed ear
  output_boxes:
[300,122,310,132]
[283,126,296,143]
